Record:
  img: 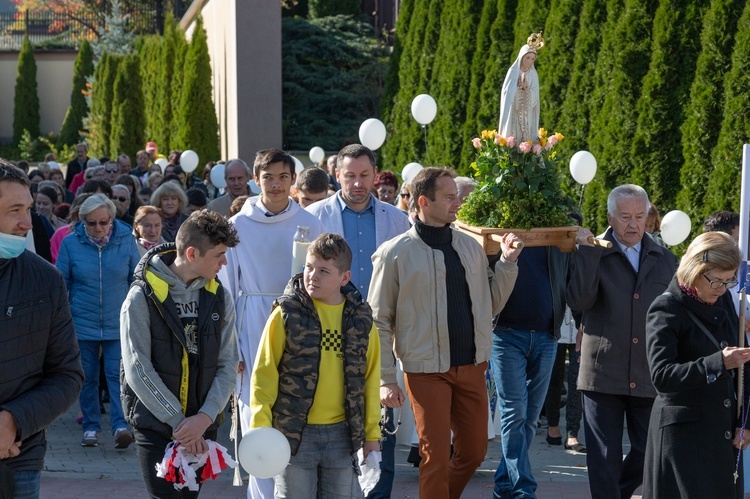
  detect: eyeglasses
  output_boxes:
[105,167,119,173]
[702,274,739,290]
[400,193,410,199]
[84,219,112,228]
[113,196,128,203]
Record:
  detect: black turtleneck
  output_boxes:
[415,220,475,366]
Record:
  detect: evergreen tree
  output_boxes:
[58,40,94,148]
[585,0,655,231]
[538,0,581,130]
[630,0,707,212]
[555,0,607,202]
[381,0,414,128]
[175,17,220,169]
[704,1,750,215]
[13,36,40,144]
[137,35,164,146]
[283,16,388,151]
[512,0,550,60]
[677,0,744,230]
[380,0,443,171]
[471,0,519,150]
[87,53,122,156]
[167,20,189,150]
[152,15,187,152]
[109,54,146,160]
[427,0,484,168]
[308,0,358,18]
[92,0,135,59]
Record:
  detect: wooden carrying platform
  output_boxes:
[454,221,580,254]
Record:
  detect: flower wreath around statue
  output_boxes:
[457,128,574,230]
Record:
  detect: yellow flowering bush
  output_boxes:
[458,128,573,229]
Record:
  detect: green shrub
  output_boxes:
[13,36,40,144]
[58,39,94,148]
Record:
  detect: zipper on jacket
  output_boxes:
[99,247,103,340]
[5,297,46,317]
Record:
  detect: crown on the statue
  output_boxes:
[527,31,545,51]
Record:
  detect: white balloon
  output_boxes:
[292,157,305,187]
[358,118,387,151]
[569,151,597,185]
[180,150,199,173]
[309,146,325,164]
[209,163,226,189]
[660,210,692,246]
[401,162,423,184]
[411,94,437,125]
[238,427,291,479]
[248,179,261,194]
[155,158,168,173]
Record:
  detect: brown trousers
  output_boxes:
[404,362,489,499]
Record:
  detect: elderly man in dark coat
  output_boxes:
[567,184,678,499]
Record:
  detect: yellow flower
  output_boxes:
[481,129,497,140]
[495,135,507,147]
[470,161,478,172]
[538,128,548,138]
[539,137,547,148]
[554,132,564,142]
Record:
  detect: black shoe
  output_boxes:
[564,441,587,453]
[546,433,562,445]
[406,445,421,467]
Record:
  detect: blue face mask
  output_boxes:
[0,232,27,259]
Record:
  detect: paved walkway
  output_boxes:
[40,402,600,498]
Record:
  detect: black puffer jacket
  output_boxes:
[0,251,83,471]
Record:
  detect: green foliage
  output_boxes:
[512,0,550,59]
[380,0,414,124]
[704,1,750,215]
[282,15,389,151]
[175,17,220,166]
[86,52,122,157]
[538,0,581,130]
[58,39,94,148]
[151,15,188,151]
[630,0,707,212]
[308,0,358,18]
[13,36,40,144]
[427,0,484,169]
[137,35,163,146]
[585,0,655,232]
[380,0,445,170]
[457,130,572,229]
[109,54,146,160]
[677,0,744,233]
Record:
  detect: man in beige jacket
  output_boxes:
[369,167,521,499]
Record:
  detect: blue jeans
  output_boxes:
[79,339,127,434]
[491,327,557,498]
[275,422,359,498]
[13,470,41,499]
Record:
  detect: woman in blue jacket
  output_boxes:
[57,194,140,449]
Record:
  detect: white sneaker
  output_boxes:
[81,430,99,447]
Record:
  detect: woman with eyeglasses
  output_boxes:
[56,193,140,449]
[643,231,750,498]
[132,205,165,256]
[149,181,189,242]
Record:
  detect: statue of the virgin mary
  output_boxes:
[498,32,544,143]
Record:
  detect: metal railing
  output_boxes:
[0,3,190,50]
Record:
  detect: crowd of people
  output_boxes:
[2,139,750,499]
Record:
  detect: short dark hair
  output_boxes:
[296,167,329,193]
[229,195,249,217]
[0,161,31,191]
[254,148,295,178]
[703,211,740,235]
[337,144,376,169]
[15,160,29,173]
[308,233,352,273]
[374,171,399,190]
[37,185,59,204]
[82,179,113,198]
[411,167,456,210]
[186,187,207,207]
[175,209,239,257]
